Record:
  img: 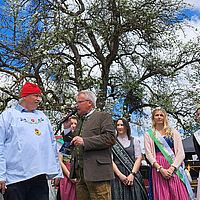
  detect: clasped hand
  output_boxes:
[119,174,134,186]
[160,166,174,179]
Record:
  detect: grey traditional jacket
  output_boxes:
[70,111,116,181]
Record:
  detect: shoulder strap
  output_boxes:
[112,139,134,172]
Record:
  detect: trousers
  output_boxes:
[3,174,49,200]
[75,167,111,200]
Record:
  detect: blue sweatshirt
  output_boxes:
[0,104,63,185]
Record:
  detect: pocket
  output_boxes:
[96,159,111,165]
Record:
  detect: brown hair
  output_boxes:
[71,115,78,121]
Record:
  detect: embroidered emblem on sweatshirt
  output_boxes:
[20,118,44,124]
[35,129,41,135]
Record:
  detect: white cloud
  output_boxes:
[179,18,200,43]
[183,0,200,40]
[184,0,200,10]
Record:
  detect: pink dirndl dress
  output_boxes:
[152,151,189,200]
[60,162,77,200]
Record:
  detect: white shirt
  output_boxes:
[117,135,142,158]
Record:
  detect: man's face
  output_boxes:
[23,94,41,112]
[76,93,92,116]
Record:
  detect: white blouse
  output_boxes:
[117,135,142,158]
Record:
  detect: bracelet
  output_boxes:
[157,166,163,172]
[170,165,176,171]
[131,172,136,176]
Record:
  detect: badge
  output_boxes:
[35,129,41,136]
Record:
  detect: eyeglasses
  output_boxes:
[76,100,89,105]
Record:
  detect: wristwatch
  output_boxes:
[157,166,163,172]
[131,172,136,176]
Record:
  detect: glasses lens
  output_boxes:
[76,100,88,105]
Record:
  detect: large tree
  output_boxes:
[0,0,200,133]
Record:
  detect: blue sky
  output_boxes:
[184,9,200,21]
[184,1,200,24]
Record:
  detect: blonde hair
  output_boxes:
[151,107,172,137]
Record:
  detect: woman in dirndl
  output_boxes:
[58,116,78,200]
[111,118,148,200]
[144,107,194,200]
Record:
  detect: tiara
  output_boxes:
[152,107,165,112]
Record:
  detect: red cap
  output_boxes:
[20,82,41,98]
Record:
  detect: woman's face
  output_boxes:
[71,119,77,133]
[197,109,200,122]
[116,120,127,135]
[153,110,164,125]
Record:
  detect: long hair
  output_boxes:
[151,108,172,137]
[116,118,131,140]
